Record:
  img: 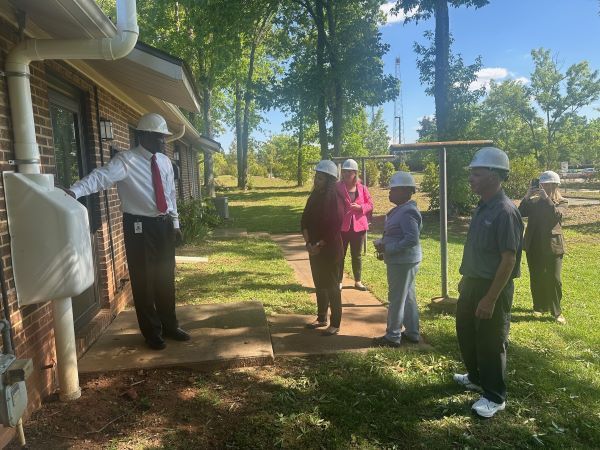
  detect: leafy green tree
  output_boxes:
[478,80,543,159]
[365,108,391,155]
[414,33,485,213]
[528,48,600,167]
[289,0,397,157]
[393,0,489,139]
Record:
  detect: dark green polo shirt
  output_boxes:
[460,189,524,280]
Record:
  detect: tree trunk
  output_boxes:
[235,81,243,188]
[241,35,259,191]
[434,0,450,140]
[297,113,304,186]
[202,85,216,197]
[315,0,329,158]
[325,0,343,157]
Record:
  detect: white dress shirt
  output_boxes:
[70,145,179,228]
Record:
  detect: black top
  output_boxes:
[460,190,524,280]
[301,188,343,261]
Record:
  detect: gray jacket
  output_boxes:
[383,200,423,265]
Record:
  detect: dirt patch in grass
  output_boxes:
[11,366,281,449]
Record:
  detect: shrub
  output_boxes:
[365,160,380,187]
[379,162,395,187]
[503,155,541,199]
[178,197,222,244]
[420,150,478,215]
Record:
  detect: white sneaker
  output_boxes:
[339,283,343,290]
[305,320,328,329]
[321,326,339,336]
[354,281,368,291]
[471,396,506,418]
[453,373,483,393]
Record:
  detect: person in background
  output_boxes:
[373,171,422,347]
[337,159,374,291]
[301,160,344,336]
[454,147,524,419]
[518,170,568,324]
[67,113,189,351]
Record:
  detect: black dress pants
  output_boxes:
[123,213,178,341]
[340,229,366,282]
[526,252,562,317]
[309,253,342,327]
[456,278,513,404]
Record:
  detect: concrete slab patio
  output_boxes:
[78,233,429,375]
[78,302,274,373]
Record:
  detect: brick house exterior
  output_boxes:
[0,5,215,446]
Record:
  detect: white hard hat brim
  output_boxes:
[136,127,172,136]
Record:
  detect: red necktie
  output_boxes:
[151,154,168,213]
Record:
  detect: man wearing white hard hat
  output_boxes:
[68,113,189,350]
[454,147,524,418]
[301,160,344,336]
[373,171,422,347]
[337,159,374,291]
[518,170,568,324]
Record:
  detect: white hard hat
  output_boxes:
[539,170,561,185]
[315,160,338,178]
[136,113,172,135]
[342,159,359,171]
[469,147,510,171]
[389,171,416,188]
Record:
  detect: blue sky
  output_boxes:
[218,0,600,151]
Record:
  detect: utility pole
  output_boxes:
[393,57,404,144]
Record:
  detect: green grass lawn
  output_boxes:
[172,176,600,448]
[19,176,599,449]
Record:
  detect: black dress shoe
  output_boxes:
[164,328,191,341]
[372,336,401,348]
[401,332,420,344]
[145,337,166,350]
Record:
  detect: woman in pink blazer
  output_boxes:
[337,159,374,290]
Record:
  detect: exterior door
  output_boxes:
[48,83,101,330]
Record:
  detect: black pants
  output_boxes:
[123,213,178,341]
[309,253,342,327]
[340,229,365,282]
[526,252,562,317]
[456,277,513,404]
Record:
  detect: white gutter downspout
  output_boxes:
[4,0,138,401]
[166,125,186,143]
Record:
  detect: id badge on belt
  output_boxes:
[134,221,143,234]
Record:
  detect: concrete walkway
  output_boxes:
[78,232,429,375]
[269,234,430,355]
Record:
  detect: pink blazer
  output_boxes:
[336,181,374,232]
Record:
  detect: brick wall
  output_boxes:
[0,15,202,446]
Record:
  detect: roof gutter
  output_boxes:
[5,0,139,174]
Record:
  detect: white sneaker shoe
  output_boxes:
[453,373,483,393]
[354,281,367,291]
[471,396,506,418]
[339,282,343,290]
[321,326,339,336]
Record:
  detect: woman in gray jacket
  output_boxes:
[373,171,422,347]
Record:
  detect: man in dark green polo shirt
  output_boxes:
[454,147,524,418]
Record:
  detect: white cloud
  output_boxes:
[469,67,509,91]
[380,2,418,25]
[513,76,530,85]
[468,68,531,91]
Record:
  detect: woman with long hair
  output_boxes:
[519,170,568,324]
[337,159,374,291]
[301,160,344,335]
